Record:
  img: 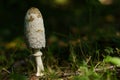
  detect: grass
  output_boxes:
[0,27,120,80]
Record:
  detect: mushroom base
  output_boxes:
[33,50,44,76]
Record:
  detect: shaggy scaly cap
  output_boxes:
[25,7,45,49]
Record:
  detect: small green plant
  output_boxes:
[104,56,120,66]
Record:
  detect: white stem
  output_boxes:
[33,49,44,76]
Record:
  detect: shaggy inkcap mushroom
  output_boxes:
[24,7,45,76]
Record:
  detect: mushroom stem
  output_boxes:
[33,49,44,76]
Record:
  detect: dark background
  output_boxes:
[0,0,120,43]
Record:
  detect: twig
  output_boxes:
[2,68,11,74]
[94,65,115,72]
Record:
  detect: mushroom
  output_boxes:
[24,7,45,76]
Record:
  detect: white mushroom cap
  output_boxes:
[25,7,46,49]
